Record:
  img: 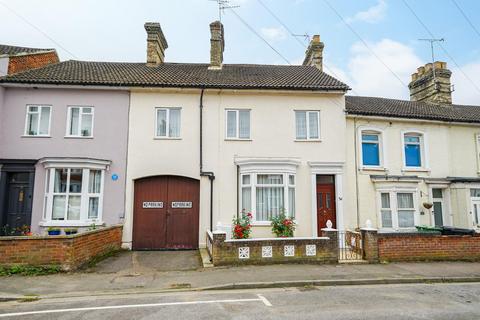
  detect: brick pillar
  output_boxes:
[321,228,339,262]
[211,230,226,265]
[360,228,379,263]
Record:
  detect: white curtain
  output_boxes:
[308,112,319,139]
[241,187,251,213]
[39,107,50,135]
[295,111,307,139]
[70,107,79,135]
[227,110,236,138]
[169,109,181,137]
[239,110,250,139]
[156,109,167,136]
[256,187,284,221]
[397,193,414,227]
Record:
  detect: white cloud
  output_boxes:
[260,26,287,42]
[451,61,480,105]
[345,0,387,24]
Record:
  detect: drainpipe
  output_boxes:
[199,88,216,232]
[354,117,360,228]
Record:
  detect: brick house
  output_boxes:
[0,44,59,76]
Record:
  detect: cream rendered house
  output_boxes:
[122,22,349,249]
[345,62,480,232]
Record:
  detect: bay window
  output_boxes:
[378,191,417,229]
[241,173,295,223]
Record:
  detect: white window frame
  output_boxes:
[154,107,182,139]
[39,158,109,227]
[65,106,94,138]
[24,105,52,137]
[470,187,480,228]
[240,172,296,225]
[376,187,419,231]
[401,130,429,171]
[358,127,386,170]
[475,134,480,174]
[225,109,251,140]
[295,110,321,141]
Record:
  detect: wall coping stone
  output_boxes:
[0,224,123,241]
[225,236,330,243]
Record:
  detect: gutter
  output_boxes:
[199,88,215,232]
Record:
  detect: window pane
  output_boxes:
[257,174,283,184]
[470,189,480,197]
[241,187,251,213]
[169,109,181,137]
[432,188,443,199]
[362,134,379,142]
[308,112,319,139]
[67,196,81,220]
[381,210,392,228]
[156,109,167,137]
[397,193,414,209]
[54,169,68,193]
[405,136,420,144]
[405,144,421,167]
[238,110,250,139]
[88,197,99,219]
[362,142,380,166]
[381,193,390,208]
[82,107,92,113]
[474,204,479,225]
[81,114,93,136]
[398,210,415,227]
[52,195,66,220]
[29,106,38,112]
[295,111,307,139]
[242,175,250,185]
[39,107,50,135]
[289,175,295,185]
[288,187,295,217]
[326,193,331,209]
[70,108,80,135]
[69,169,83,193]
[256,186,284,221]
[27,112,39,135]
[227,110,237,138]
[89,170,101,193]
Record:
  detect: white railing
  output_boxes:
[206,230,214,259]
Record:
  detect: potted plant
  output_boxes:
[270,213,296,237]
[64,228,78,235]
[232,211,253,239]
[47,227,61,236]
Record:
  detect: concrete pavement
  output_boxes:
[0,283,479,319]
[1,250,480,300]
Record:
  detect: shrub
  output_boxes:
[232,212,253,239]
[270,214,296,237]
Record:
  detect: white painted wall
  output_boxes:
[345,116,480,230]
[0,57,8,76]
[124,88,346,247]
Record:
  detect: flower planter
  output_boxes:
[64,230,78,235]
[47,230,61,236]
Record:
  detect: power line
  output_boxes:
[228,8,291,65]
[323,0,407,87]
[0,1,77,59]
[451,0,480,40]
[402,0,480,95]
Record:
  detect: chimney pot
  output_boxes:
[209,21,224,70]
[144,22,168,66]
[302,34,324,71]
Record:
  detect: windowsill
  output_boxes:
[294,139,322,142]
[378,227,418,233]
[64,136,94,139]
[21,135,51,138]
[39,220,104,227]
[252,221,297,227]
[154,137,182,140]
[225,138,252,141]
[402,167,431,173]
[361,166,386,172]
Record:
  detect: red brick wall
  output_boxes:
[8,51,59,75]
[0,225,122,270]
[378,233,480,262]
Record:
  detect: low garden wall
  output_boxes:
[207,229,338,266]
[376,232,480,262]
[0,225,123,271]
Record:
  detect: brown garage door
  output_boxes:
[133,176,200,250]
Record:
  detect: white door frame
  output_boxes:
[429,185,452,227]
[309,162,345,236]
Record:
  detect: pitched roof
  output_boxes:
[345,96,480,124]
[0,60,349,91]
[0,44,55,56]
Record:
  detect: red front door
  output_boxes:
[316,175,336,234]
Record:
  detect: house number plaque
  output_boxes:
[142,202,164,209]
[172,202,192,208]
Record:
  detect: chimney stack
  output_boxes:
[209,21,224,70]
[409,61,452,104]
[302,35,324,71]
[144,22,168,66]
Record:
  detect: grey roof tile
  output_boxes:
[0,44,54,56]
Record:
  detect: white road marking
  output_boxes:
[0,297,269,318]
[257,294,272,307]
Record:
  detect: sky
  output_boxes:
[0,0,479,104]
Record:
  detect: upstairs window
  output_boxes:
[67,106,94,137]
[361,132,381,166]
[25,105,51,136]
[226,109,250,139]
[403,133,424,168]
[295,111,320,140]
[155,108,181,138]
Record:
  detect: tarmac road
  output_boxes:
[0,282,479,319]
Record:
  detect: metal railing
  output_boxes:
[206,230,213,260]
[338,230,364,261]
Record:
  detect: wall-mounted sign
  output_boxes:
[172,202,192,208]
[142,201,163,209]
